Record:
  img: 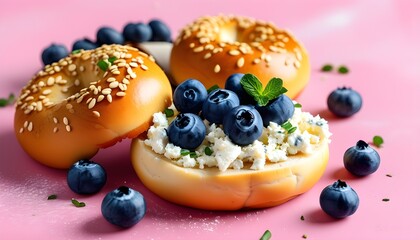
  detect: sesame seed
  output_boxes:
[47,77,55,86]
[25,96,34,101]
[189,43,195,48]
[294,61,301,68]
[71,71,77,76]
[68,64,77,72]
[202,52,213,60]
[97,95,105,102]
[264,55,272,63]
[116,91,126,97]
[93,111,100,118]
[74,79,80,86]
[42,89,52,95]
[107,77,116,82]
[101,88,112,95]
[112,71,121,75]
[118,83,127,91]
[36,101,43,111]
[79,66,85,72]
[24,108,33,115]
[122,78,130,84]
[63,117,69,125]
[193,46,204,52]
[237,57,245,68]
[53,127,58,133]
[61,87,68,93]
[253,58,261,64]
[109,81,119,89]
[88,98,96,109]
[53,117,58,124]
[76,95,85,104]
[54,66,61,72]
[66,103,73,110]
[107,94,112,103]
[140,65,148,71]
[214,64,221,73]
[66,125,71,132]
[129,62,138,68]
[24,121,28,128]
[19,128,24,133]
[229,50,240,56]
[27,122,33,132]
[204,44,214,50]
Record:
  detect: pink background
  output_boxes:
[1,0,419,239]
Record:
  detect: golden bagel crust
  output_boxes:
[131,139,329,210]
[170,15,310,99]
[14,45,172,169]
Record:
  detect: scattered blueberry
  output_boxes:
[343,140,380,176]
[148,19,171,42]
[202,89,240,124]
[256,94,295,127]
[67,159,107,194]
[327,87,362,117]
[96,27,125,45]
[41,44,69,65]
[319,180,359,218]
[101,186,146,228]
[223,105,263,146]
[167,113,206,150]
[72,38,98,51]
[173,79,208,114]
[123,23,153,43]
[224,73,255,105]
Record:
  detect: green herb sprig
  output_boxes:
[180,149,197,158]
[321,64,333,72]
[338,65,349,74]
[204,147,213,156]
[47,194,57,200]
[281,121,297,134]
[97,56,118,72]
[207,84,219,94]
[240,74,287,106]
[0,93,15,107]
[71,198,86,207]
[164,108,174,117]
[260,230,272,240]
[294,103,302,108]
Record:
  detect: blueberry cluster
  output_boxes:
[41,19,171,65]
[67,160,146,228]
[168,73,295,150]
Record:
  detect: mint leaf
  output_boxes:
[97,60,109,71]
[108,56,118,64]
[207,84,219,94]
[240,73,263,101]
[372,135,384,148]
[262,78,287,100]
[256,95,270,106]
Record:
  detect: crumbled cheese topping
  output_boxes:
[144,105,331,171]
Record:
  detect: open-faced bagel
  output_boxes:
[14,45,172,169]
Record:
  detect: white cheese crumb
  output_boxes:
[164,143,181,159]
[176,155,196,168]
[213,138,241,171]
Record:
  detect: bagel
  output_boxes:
[14,45,172,169]
[170,15,310,99]
[131,107,331,210]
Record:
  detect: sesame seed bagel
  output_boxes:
[170,15,310,99]
[14,45,172,169]
[131,139,329,210]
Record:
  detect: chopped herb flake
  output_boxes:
[294,103,302,108]
[71,49,81,54]
[260,230,272,240]
[164,108,174,117]
[372,135,384,148]
[189,152,198,158]
[281,121,293,130]
[0,93,15,107]
[108,56,118,64]
[71,198,86,207]
[180,149,190,156]
[207,84,220,93]
[386,174,392,178]
[288,126,297,134]
[47,194,57,200]
[382,198,390,202]
[97,60,110,71]
[321,64,333,72]
[204,147,213,156]
[338,65,349,74]
[300,215,305,221]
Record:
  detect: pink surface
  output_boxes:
[1,0,419,239]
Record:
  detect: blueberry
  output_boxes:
[256,94,295,127]
[320,180,359,218]
[202,89,240,124]
[223,105,263,146]
[67,159,107,194]
[343,140,380,176]
[101,186,146,228]
[327,87,362,117]
[167,113,206,150]
[96,27,125,45]
[41,44,69,65]
[224,73,255,105]
[123,23,153,43]
[173,79,208,114]
[148,19,171,42]
[72,38,98,51]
